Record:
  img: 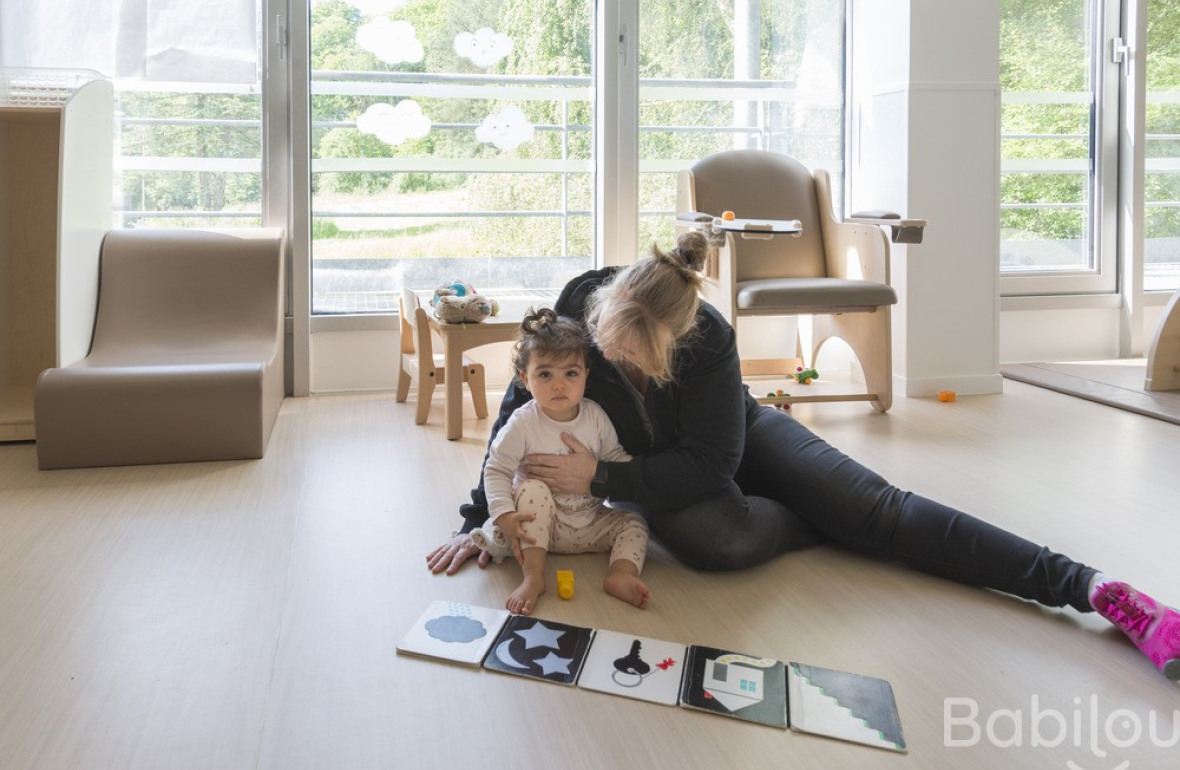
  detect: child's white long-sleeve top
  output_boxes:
[484,398,631,528]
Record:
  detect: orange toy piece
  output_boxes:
[721,210,736,221]
[937,390,957,403]
[556,569,575,599]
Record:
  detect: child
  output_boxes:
[469,308,650,615]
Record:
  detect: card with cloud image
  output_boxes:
[396,601,510,666]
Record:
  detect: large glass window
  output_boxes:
[5,1,846,317]
[636,0,845,250]
[308,0,845,315]
[309,0,594,314]
[1146,0,1180,292]
[0,1,264,229]
[999,0,1117,294]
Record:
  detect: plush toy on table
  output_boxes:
[430,280,501,324]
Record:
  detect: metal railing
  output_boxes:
[115,72,836,224]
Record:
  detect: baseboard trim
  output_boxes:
[894,372,1004,398]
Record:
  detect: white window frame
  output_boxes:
[1000,0,1121,296]
[271,0,846,392]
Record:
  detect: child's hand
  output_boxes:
[496,511,537,563]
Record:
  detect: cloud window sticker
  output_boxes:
[356,18,424,64]
[475,106,535,152]
[454,28,513,68]
[356,101,432,146]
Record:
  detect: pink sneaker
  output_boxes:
[1092,581,1180,680]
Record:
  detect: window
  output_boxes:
[0,1,265,229]
[1146,0,1180,292]
[636,1,846,250]
[308,0,846,315]
[999,0,1119,295]
[309,0,594,314]
[4,1,845,318]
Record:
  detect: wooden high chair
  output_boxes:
[396,289,489,426]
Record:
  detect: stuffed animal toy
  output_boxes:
[430,280,501,324]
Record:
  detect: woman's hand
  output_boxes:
[522,433,596,495]
[425,532,491,575]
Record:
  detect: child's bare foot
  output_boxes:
[603,572,651,609]
[506,573,545,615]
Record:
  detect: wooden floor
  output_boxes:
[1,382,1178,769]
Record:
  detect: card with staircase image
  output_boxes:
[576,629,686,706]
[678,645,788,728]
[482,616,594,686]
[786,662,906,752]
[396,601,510,666]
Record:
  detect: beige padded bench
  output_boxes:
[34,229,284,469]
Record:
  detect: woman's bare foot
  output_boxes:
[603,572,651,609]
[506,573,545,614]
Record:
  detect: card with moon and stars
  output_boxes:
[679,645,788,728]
[395,601,511,666]
[482,615,595,685]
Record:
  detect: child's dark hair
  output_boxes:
[512,307,590,373]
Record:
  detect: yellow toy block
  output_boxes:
[937,390,957,403]
[556,569,575,599]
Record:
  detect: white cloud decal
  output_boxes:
[356,18,424,64]
[356,101,432,146]
[341,0,405,17]
[475,106,535,151]
[454,27,513,68]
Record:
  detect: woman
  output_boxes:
[426,232,1180,680]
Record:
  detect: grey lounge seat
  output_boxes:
[34,228,284,469]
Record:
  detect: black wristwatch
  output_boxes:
[590,462,609,498]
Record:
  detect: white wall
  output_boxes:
[850,0,1003,396]
[1000,309,1122,363]
[309,315,812,393]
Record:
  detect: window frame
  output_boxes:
[999,0,1121,297]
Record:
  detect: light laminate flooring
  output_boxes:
[1,382,1178,770]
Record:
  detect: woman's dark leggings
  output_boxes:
[645,404,1097,613]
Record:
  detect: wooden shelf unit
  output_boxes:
[0,77,112,441]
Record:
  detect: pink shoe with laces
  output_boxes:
[1092,581,1180,680]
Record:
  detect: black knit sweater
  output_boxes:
[459,267,756,530]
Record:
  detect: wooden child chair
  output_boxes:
[396,288,489,426]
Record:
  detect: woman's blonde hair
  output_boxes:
[586,231,710,385]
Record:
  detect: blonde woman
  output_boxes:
[427,232,1180,681]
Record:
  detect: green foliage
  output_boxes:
[119,92,261,213]
[1000,0,1180,244]
[312,218,341,239]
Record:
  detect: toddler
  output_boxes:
[469,308,649,614]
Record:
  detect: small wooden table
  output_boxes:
[426,314,520,440]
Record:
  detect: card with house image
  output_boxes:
[786,662,906,752]
[678,645,788,728]
[576,629,686,706]
[482,616,595,686]
[396,601,510,667]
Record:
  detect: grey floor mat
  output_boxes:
[1001,361,1180,426]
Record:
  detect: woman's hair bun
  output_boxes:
[671,230,709,272]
